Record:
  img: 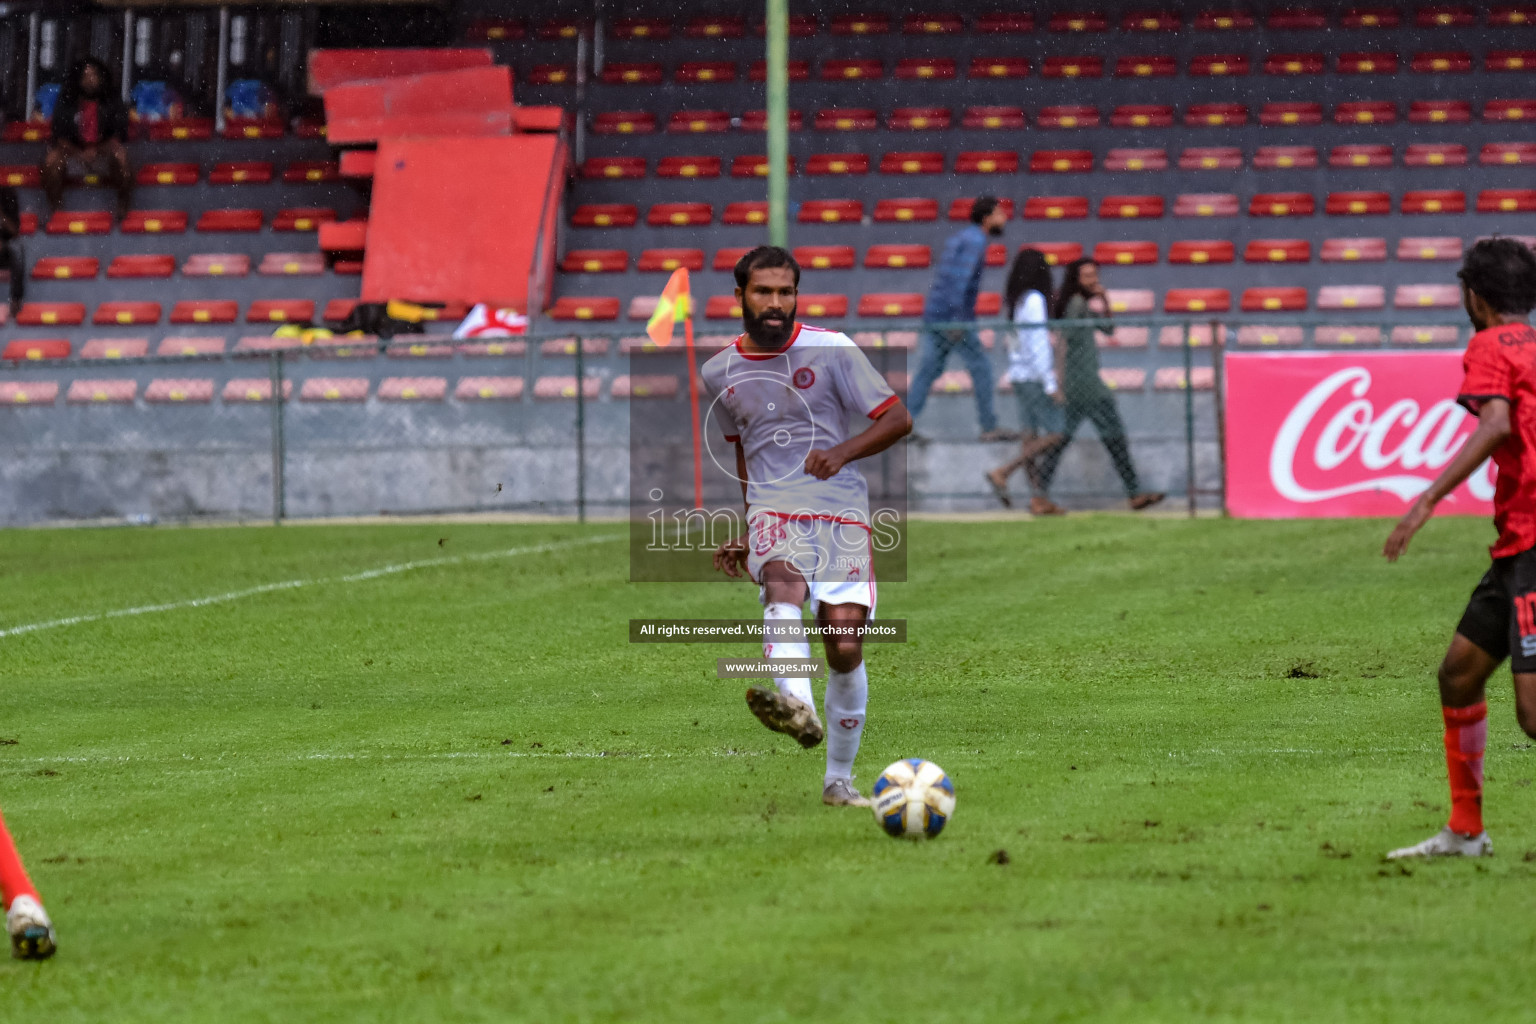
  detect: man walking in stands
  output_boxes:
[1383,238,1536,858]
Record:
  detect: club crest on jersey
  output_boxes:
[793,367,816,390]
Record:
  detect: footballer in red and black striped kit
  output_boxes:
[1383,237,1536,859]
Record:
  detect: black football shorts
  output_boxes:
[1457,547,1536,673]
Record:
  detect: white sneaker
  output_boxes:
[6,894,56,960]
[1386,826,1493,860]
[822,777,870,807]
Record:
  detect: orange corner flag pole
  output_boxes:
[646,269,704,508]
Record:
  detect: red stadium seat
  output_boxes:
[16,303,84,326]
[1023,196,1090,220]
[272,208,333,232]
[1050,12,1108,31]
[93,301,161,326]
[731,155,797,177]
[182,253,250,277]
[799,200,863,224]
[1164,289,1231,313]
[656,156,721,179]
[259,252,325,276]
[1313,326,1383,347]
[609,375,680,399]
[1041,56,1104,78]
[1031,242,1086,266]
[797,294,849,318]
[296,377,370,402]
[1406,143,1468,166]
[815,108,878,131]
[135,162,198,186]
[1124,9,1181,31]
[904,13,965,34]
[1485,99,1536,122]
[1410,99,1472,123]
[1189,53,1250,76]
[561,250,628,273]
[713,247,751,271]
[874,198,939,222]
[1327,191,1392,215]
[1264,52,1325,75]
[197,208,263,232]
[1037,105,1100,128]
[2,338,70,361]
[1244,239,1311,263]
[601,62,664,85]
[1481,142,1536,165]
[895,58,956,80]
[455,376,525,401]
[31,256,98,280]
[209,161,273,185]
[571,204,638,228]
[1491,7,1536,26]
[1236,324,1305,348]
[1330,144,1394,168]
[169,300,238,325]
[1028,149,1092,174]
[1105,148,1168,171]
[1178,147,1242,170]
[858,293,924,317]
[1099,195,1165,219]
[1175,193,1241,217]
[1395,284,1462,308]
[1398,237,1463,261]
[1269,8,1327,29]
[1336,101,1397,125]
[793,246,856,270]
[284,160,339,184]
[675,62,737,84]
[975,12,1035,31]
[1394,325,1463,346]
[1414,50,1472,73]
[1107,289,1155,314]
[1195,9,1256,28]
[1338,51,1398,73]
[1168,239,1235,264]
[1479,189,1536,212]
[1417,5,1475,27]
[866,245,932,269]
[67,379,138,404]
[46,210,111,235]
[1186,103,1247,126]
[805,153,870,175]
[1260,102,1323,126]
[1242,287,1309,312]
[247,300,315,324]
[1094,241,1159,265]
[667,110,731,134]
[880,152,945,175]
[376,377,448,402]
[1254,146,1318,169]
[547,297,620,321]
[1488,50,1536,71]
[0,379,60,406]
[527,65,575,86]
[0,164,37,187]
[889,108,953,130]
[949,198,1014,220]
[648,203,713,227]
[821,59,882,81]
[1250,192,1316,217]
[144,378,216,404]
[956,151,1019,173]
[116,209,183,236]
[592,111,657,134]
[1321,237,1389,262]
[1402,190,1466,214]
[637,249,704,273]
[748,61,811,83]
[739,109,805,132]
[685,15,744,37]
[723,203,769,226]
[968,57,1030,79]
[830,13,890,34]
[1115,55,1177,78]
[705,295,744,319]
[1112,105,1175,128]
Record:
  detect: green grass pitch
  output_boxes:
[1,515,1533,1021]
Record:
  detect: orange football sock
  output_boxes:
[1443,701,1488,837]
[0,807,41,910]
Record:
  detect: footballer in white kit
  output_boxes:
[704,246,912,807]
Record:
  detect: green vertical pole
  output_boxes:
[269,351,285,524]
[765,0,789,247]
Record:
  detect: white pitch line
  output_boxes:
[0,534,622,641]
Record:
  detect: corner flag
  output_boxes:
[646,268,692,347]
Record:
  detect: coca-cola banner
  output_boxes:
[1225,351,1494,518]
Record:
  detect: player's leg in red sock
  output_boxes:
[1436,635,1500,836]
[0,806,41,910]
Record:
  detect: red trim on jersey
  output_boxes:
[866,394,899,419]
[734,323,802,360]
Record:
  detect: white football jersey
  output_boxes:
[699,324,898,521]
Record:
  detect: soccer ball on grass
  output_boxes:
[872,758,955,839]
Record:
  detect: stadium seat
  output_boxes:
[0,164,37,188]
[182,253,250,277]
[1489,50,1536,71]
[1418,5,1475,27]
[1169,239,1235,264]
[581,157,646,180]
[874,198,939,222]
[31,256,98,280]
[145,378,214,404]
[1099,368,1147,392]
[798,200,862,224]
[865,244,932,269]
[1260,102,1323,126]
[1338,51,1398,74]
[16,302,85,326]
[656,156,721,179]
[527,65,575,86]
[1112,105,1175,128]
[739,109,805,132]
[1023,196,1089,220]
[284,160,339,184]
[637,249,705,272]
[1478,189,1536,212]
[320,299,359,324]
[1251,192,1316,217]
[1245,239,1311,263]
[1335,101,1397,125]
[1102,326,1149,349]
[1485,100,1536,122]
[705,295,744,319]
[731,155,797,177]
[107,254,175,278]
[602,62,664,86]
[135,162,198,186]
[956,151,1019,173]
[1179,147,1242,171]
[1410,99,1472,123]
[895,58,957,80]
[537,17,587,41]
[822,59,882,81]
[209,161,274,184]
[1405,143,1468,166]
[197,209,263,232]
[723,202,769,225]
[170,300,239,325]
[547,297,621,321]
[858,294,924,317]
[1402,190,1466,213]
[1037,104,1100,128]
[1100,195,1165,219]
[118,209,187,235]
[1314,325,1383,347]
[1395,284,1462,308]
[1413,50,1472,73]
[1317,285,1386,310]
[1051,11,1109,31]
[793,246,856,270]
[1236,325,1305,347]
[1126,9,1182,31]
[904,13,965,34]
[93,302,161,326]
[1329,144,1393,168]
[668,110,733,134]
[985,243,1009,267]
[1029,150,1092,173]
[572,204,638,228]
[1153,367,1216,392]
[675,61,738,84]
[1322,237,1389,262]
[1492,8,1536,26]
[298,377,370,402]
[1115,55,1177,78]
[815,108,878,132]
[626,297,658,321]
[1242,287,1309,312]
[830,13,890,34]
[610,16,669,38]
[1094,241,1159,265]
[880,152,945,175]
[221,377,292,403]
[1161,324,1228,349]
[376,377,447,402]
[1393,325,1462,345]
[805,153,870,175]
[259,253,326,276]
[968,57,1030,79]
[1164,288,1230,313]
[1190,54,1251,76]
[1327,191,1393,215]
[1042,56,1104,78]
[155,336,225,357]
[1029,242,1085,265]
[561,250,628,273]
[1398,237,1463,261]
[748,62,811,83]
[66,379,137,404]
[592,111,657,134]
[456,376,525,401]
[1254,146,1318,169]
[1481,142,1536,165]
[1186,103,1247,126]
[712,247,751,271]
[2,338,70,361]
[1105,148,1167,171]
[798,294,849,318]
[1176,193,1240,217]
[247,300,316,324]
[1264,52,1325,75]
[1107,289,1156,313]
[80,338,149,359]
[45,210,111,235]
[889,108,953,130]
[611,375,681,399]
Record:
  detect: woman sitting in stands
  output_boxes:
[41,58,133,218]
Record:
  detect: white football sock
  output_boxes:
[764,602,814,707]
[824,660,868,782]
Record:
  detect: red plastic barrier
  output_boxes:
[324,66,513,144]
[307,48,493,94]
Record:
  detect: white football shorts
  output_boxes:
[746,511,877,616]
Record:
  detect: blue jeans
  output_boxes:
[907,327,997,431]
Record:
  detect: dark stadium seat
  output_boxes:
[562,250,629,274]
[830,13,889,34]
[1030,149,1093,173]
[1411,99,1472,123]
[1023,196,1090,220]
[1042,56,1105,78]
[675,62,737,84]
[1245,239,1312,263]
[1115,55,1177,78]
[739,109,805,132]
[889,108,953,130]
[805,153,871,175]
[667,111,731,134]
[705,295,743,319]
[1104,148,1168,172]
[0,164,38,187]
[1317,285,1385,310]
[865,244,932,269]
[1169,239,1235,264]
[1407,143,1468,166]
[602,62,664,86]
[822,59,882,81]
[527,65,574,86]
[880,152,945,175]
[1479,189,1536,212]
[647,203,713,227]
[1124,10,1181,31]
[1417,5,1475,27]
[273,208,334,232]
[1331,144,1394,168]
[798,200,863,224]
[1488,50,1536,71]
[197,209,263,232]
[183,253,250,277]
[1187,103,1247,126]
[748,61,811,83]
[637,249,705,272]
[1176,193,1241,217]
[572,204,638,228]
[210,161,274,185]
[592,111,657,135]
[1336,101,1397,125]
[1413,50,1473,73]
[1051,11,1109,31]
[16,302,85,326]
[1322,237,1389,262]
[1242,286,1309,312]
[1179,147,1242,170]
[1254,146,1318,169]
[1398,237,1463,261]
[1100,195,1165,219]
[284,160,339,184]
[730,155,797,177]
[1480,142,1536,165]
[1112,104,1175,127]
[1164,288,1231,313]
[32,257,98,280]
[1190,54,1251,76]
[610,17,669,39]
[1261,102,1323,127]
[1338,51,1398,74]
[793,246,856,270]
[1038,105,1101,129]
[956,151,1019,173]
[1491,8,1536,26]
[547,297,621,321]
[656,156,721,179]
[1326,191,1393,215]
[895,58,957,81]
[875,198,939,222]
[815,108,879,132]
[1196,9,1256,29]
[1484,99,1536,122]
[1094,241,1159,265]
[135,162,198,186]
[858,293,924,317]
[107,254,175,278]
[170,300,239,324]
[1264,52,1325,75]
[1401,189,1467,213]
[1250,192,1316,217]
[968,57,1029,79]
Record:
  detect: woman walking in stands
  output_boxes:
[1031,258,1164,511]
[0,806,56,959]
[986,249,1068,514]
